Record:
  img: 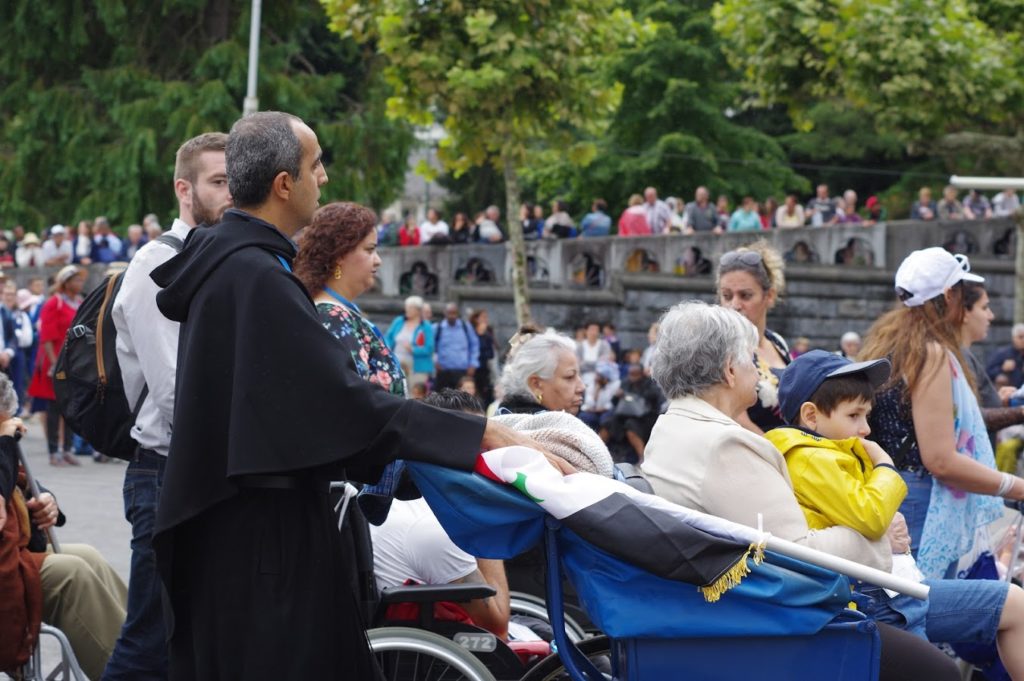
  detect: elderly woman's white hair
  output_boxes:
[498,329,576,403]
[0,373,18,419]
[651,301,758,400]
[404,295,424,311]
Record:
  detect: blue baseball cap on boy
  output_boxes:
[778,350,891,425]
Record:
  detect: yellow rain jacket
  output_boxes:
[765,428,907,541]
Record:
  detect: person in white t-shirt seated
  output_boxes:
[418,208,451,244]
[371,496,512,639]
[370,389,515,639]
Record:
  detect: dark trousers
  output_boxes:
[103,448,168,680]
[434,368,468,391]
[45,400,69,454]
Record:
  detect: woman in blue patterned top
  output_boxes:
[863,248,1024,580]
[294,202,408,524]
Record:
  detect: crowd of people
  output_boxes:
[1,216,166,270]
[4,110,1024,681]
[377,184,1020,246]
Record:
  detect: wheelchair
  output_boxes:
[331,482,595,681]
[406,462,884,681]
[15,623,88,681]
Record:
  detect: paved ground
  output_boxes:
[18,419,132,579]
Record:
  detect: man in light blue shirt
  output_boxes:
[434,301,480,390]
[728,196,762,232]
[580,199,612,237]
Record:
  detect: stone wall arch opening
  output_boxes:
[624,248,660,274]
[943,230,979,256]
[784,240,820,265]
[568,252,605,288]
[399,261,439,297]
[454,256,496,285]
[833,238,875,267]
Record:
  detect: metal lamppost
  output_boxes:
[243,0,263,116]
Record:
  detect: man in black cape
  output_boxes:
[150,111,566,680]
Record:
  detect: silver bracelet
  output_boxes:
[996,472,1015,497]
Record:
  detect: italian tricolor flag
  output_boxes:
[475,446,767,602]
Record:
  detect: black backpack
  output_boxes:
[53,233,182,460]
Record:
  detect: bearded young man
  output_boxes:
[105,132,232,680]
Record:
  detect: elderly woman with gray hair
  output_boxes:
[496,327,586,416]
[384,295,435,386]
[641,301,982,681]
[0,373,127,678]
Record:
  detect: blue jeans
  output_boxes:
[102,448,168,680]
[861,578,1007,644]
[899,469,932,556]
[900,469,959,578]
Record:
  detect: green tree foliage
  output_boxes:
[0,0,412,231]
[712,0,1024,147]
[518,0,807,216]
[321,0,647,324]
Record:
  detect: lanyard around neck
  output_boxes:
[323,286,360,315]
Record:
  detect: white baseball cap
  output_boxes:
[894,247,983,307]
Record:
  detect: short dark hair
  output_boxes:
[226,111,303,209]
[422,388,483,415]
[593,198,607,212]
[799,374,875,424]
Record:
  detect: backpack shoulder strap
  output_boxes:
[155,233,184,252]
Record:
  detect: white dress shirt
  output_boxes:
[40,239,73,265]
[111,219,191,456]
[418,219,450,243]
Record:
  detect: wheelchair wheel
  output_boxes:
[369,627,497,681]
[509,592,587,643]
[518,635,612,681]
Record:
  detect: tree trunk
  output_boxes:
[503,158,532,327]
[1015,210,1024,325]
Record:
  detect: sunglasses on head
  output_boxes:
[720,250,763,268]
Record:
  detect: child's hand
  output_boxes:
[861,438,894,468]
[887,512,911,554]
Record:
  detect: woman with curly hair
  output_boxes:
[715,240,790,434]
[295,201,411,525]
[295,202,400,396]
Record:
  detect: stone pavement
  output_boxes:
[18,418,132,579]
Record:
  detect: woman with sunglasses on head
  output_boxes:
[863,248,1024,581]
[716,241,790,434]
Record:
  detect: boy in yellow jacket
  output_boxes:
[765,350,1021,653]
[764,351,906,542]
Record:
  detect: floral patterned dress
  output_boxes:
[317,302,406,398]
[317,301,408,524]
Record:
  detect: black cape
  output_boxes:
[150,209,485,680]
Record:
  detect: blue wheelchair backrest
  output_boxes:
[407,463,853,639]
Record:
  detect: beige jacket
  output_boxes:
[642,395,891,572]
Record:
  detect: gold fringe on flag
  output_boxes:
[699,541,766,603]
